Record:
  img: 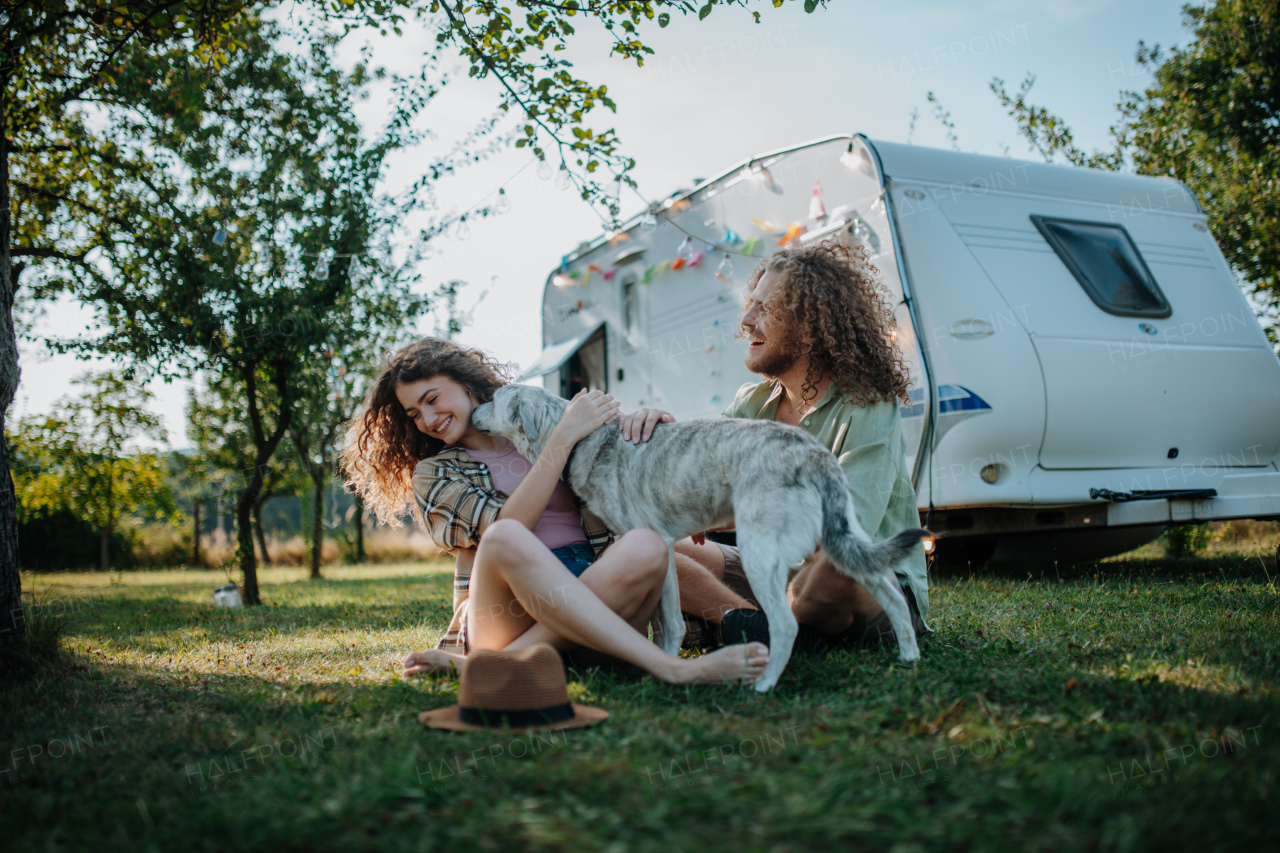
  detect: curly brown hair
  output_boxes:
[741,237,912,406]
[341,338,512,527]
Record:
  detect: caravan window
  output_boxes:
[1031,216,1171,318]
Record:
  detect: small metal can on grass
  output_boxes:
[213,583,243,608]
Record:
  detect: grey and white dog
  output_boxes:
[471,384,927,692]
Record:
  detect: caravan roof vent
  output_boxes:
[1031,215,1171,318]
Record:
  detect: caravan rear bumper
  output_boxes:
[921,467,1280,538]
[1105,470,1280,527]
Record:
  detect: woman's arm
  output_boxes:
[495,389,621,530]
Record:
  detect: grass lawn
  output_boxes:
[3,547,1278,852]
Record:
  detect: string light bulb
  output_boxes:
[456,218,471,240]
[841,140,876,178]
[494,188,511,214]
[640,208,658,230]
[536,160,553,181]
[555,166,571,191]
[715,253,734,280]
[677,236,694,260]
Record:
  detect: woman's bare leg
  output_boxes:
[402,532,662,677]
[401,648,466,677]
[502,530,665,656]
[465,520,769,685]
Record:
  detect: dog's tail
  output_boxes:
[819,476,928,576]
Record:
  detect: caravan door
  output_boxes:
[937,191,1280,473]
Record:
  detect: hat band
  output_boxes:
[458,702,575,728]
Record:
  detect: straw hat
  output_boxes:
[418,643,608,733]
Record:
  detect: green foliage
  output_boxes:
[326,0,828,223]
[1163,522,1227,559]
[1120,1,1280,342]
[5,1,269,294]
[185,373,304,506]
[16,508,137,571]
[9,371,177,537]
[991,1,1280,342]
[34,15,437,598]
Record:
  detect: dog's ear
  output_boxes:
[520,404,540,445]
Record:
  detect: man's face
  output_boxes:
[741,270,802,378]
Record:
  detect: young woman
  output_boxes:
[342,337,769,685]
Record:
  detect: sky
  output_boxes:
[15,0,1196,447]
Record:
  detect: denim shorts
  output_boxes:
[551,542,597,577]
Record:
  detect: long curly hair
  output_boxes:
[741,237,912,406]
[341,338,512,527]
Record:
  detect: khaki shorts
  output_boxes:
[713,542,823,609]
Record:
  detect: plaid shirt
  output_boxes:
[412,445,614,651]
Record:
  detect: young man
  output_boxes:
[625,237,929,650]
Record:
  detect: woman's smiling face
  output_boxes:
[396,375,476,446]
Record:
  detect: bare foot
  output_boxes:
[401,649,464,677]
[666,642,769,685]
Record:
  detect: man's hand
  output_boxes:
[619,407,674,444]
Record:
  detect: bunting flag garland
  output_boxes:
[809,179,826,223]
[602,268,616,281]
[777,222,806,246]
[588,264,602,272]
[751,218,779,234]
[643,261,671,283]
[742,236,760,256]
[688,251,704,269]
[671,257,687,271]
[722,228,742,245]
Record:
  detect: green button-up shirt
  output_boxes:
[723,379,930,625]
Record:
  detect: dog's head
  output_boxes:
[471,384,567,460]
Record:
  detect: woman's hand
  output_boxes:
[619,407,674,445]
[550,389,621,449]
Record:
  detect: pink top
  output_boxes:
[466,440,588,551]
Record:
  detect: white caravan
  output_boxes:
[522,134,1280,564]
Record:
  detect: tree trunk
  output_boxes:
[0,72,26,648]
[309,472,323,580]
[235,485,260,604]
[100,464,112,572]
[0,426,23,650]
[353,492,365,565]
[192,499,201,566]
[237,365,294,605]
[253,498,271,566]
